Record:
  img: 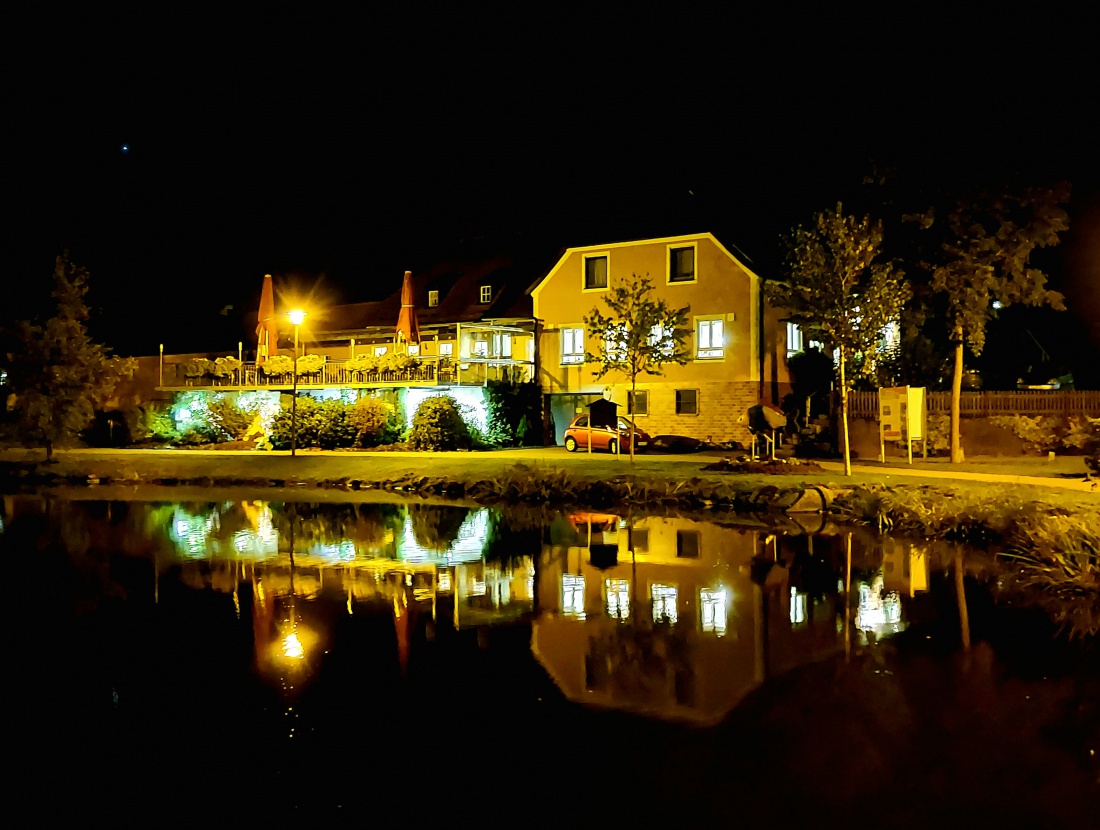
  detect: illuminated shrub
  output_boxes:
[348,395,398,447]
[207,397,254,441]
[409,394,471,451]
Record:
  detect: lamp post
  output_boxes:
[288,309,307,457]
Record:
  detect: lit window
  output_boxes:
[700,588,727,636]
[437,571,452,592]
[374,345,388,357]
[480,285,492,303]
[786,322,804,358]
[473,340,488,357]
[651,583,678,624]
[562,327,585,364]
[669,245,695,283]
[696,319,723,359]
[675,389,698,415]
[790,588,807,626]
[605,578,630,620]
[648,324,677,357]
[676,530,700,558]
[492,333,513,358]
[563,574,586,618]
[627,390,648,416]
[439,342,454,356]
[428,290,439,308]
[583,254,608,290]
[407,344,420,356]
[603,324,627,362]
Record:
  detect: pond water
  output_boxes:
[4,491,1097,823]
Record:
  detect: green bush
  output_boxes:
[484,380,542,447]
[269,396,358,450]
[207,397,254,441]
[409,394,471,451]
[348,395,398,447]
[128,404,178,444]
[316,399,356,449]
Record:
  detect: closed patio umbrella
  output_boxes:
[395,270,420,347]
[255,273,278,364]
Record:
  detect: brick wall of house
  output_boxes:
[607,380,767,446]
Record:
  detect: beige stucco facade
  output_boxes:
[532,233,791,446]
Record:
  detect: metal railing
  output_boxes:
[846,389,1100,418]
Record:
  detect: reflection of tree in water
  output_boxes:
[271,503,402,550]
[483,509,542,568]
[408,504,470,552]
[586,619,695,708]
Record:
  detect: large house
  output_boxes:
[154,231,791,445]
[531,233,791,445]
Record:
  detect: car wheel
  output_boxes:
[607,439,617,455]
[565,437,578,452]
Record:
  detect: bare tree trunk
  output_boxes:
[950,338,965,464]
[839,347,851,476]
[629,375,636,463]
[44,440,53,463]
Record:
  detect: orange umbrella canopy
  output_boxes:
[395,270,420,345]
[255,274,278,363]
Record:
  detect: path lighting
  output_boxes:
[288,309,307,457]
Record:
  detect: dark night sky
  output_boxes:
[6,12,1098,366]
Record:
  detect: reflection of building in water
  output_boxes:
[533,515,845,725]
[164,501,534,630]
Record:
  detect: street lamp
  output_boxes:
[288,309,307,457]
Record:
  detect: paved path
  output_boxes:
[817,460,1099,493]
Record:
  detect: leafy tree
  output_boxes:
[910,184,1071,462]
[583,273,690,461]
[348,395,397,447]
[3,254,135,460]
[765,204,911,475]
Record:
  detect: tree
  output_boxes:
[4,254,135,460]
[765,204,911,475]
[913,184,1070,462]
[583,273,690,461]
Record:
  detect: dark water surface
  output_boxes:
[4,491,1097,824]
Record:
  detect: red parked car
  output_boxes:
[563,415,650,454]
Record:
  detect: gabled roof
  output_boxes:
[313,233,563,338]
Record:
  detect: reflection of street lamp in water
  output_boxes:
[287,309,307,457]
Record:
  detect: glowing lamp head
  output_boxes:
[287,309,307,327]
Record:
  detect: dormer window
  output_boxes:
[480,285,492,303]
[428,290,439,308]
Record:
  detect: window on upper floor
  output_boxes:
[696,318,724,359]
[473,339,489,357]
[583,254,609,290]
[668,244,696,283]
[627,390,649,416]
[603,323,627,362]
[438,342,454,356]
[651,583,678,624]
[700,587,728,636]
[407,344,420,356]
[562,327,585,364]
[492,333,512,358]
[676,389,698,415]
[374,345,388,357]
[480,285,492,304]
[787,323,824,357]
[676,530,700,558]
[605,579,630,620]
[629,526,649,552]
[428,290,439,308]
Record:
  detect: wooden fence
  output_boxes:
[846,390,1100,419]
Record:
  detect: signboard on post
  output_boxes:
[879,386,927,463]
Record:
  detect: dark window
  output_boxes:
[629,527,649,552]
[676,530,700,558]
[675,389,698,415]
[584,256,608,290]
[574,415,589,428]
[627,390,649,415]
[670,246,695,282]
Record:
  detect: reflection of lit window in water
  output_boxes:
[856,572,904,636]
[562,575,586,619]
[605,579,630,620]
[526,574,534,599]
[651,583,678,624]
[790,588,807,626]
[470,579,486,597]
[437,571,452,592]
[317,540,358,562]
[700,587,727,636]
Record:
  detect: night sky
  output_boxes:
[7,13,1097,371]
